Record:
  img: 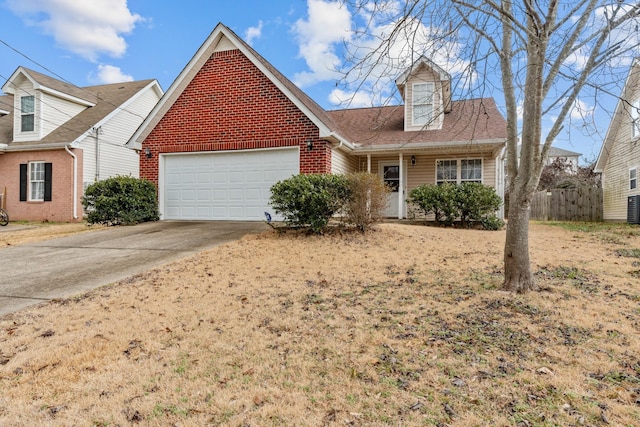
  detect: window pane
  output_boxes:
[413,83,433,104]
[631,169,637,190]
[383,165,399,192]
[437,160,457,183]
[21,114,34,132]
[461,159,482,181]
[29,162,45,201]
[21,96,34,113]
[413,105,432,125]
[31,182,44,200]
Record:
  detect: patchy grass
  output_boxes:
[0,222,639,425]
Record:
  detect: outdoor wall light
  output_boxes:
[411,155,416,166]
[306,139,314,151]
[144,147,152,159]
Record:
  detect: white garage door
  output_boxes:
[162,148,299,220]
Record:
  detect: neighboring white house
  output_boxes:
[0,66,163,222]
[515,145,582,171]
[595,58,640,223]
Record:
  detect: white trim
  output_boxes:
[411,82,434,127]
[353,138,505,153]
[436,158,484,185]
[378,159,408,218]
[28,161,45,202]
[630,167,638,190]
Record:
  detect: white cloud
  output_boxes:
[7,0,142,61]
[93,64,134,84]
[245,21,263,46]
[292,0,352,87]
[570,98,594,120]
[328,88,373,108]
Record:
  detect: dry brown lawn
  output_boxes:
[0,222,104,248]
[0,221,639,426]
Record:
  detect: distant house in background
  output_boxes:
[0,67,163,222]
[595,58,640,223]
[128,23,507,221]
[516,145,582,172]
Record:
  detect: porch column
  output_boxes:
[398,152,403,219]
[367,154,371,172]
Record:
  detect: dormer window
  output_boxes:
[412,83,434,126]
[21,95,35,132]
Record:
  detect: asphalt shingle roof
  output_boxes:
[326,98,508,148]
[0,70,155,147]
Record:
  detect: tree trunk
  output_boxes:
[503,194,537,293]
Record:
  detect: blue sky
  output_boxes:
[0,0,625,161]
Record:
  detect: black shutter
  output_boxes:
[44,163,52,202]
[19,164,27,201]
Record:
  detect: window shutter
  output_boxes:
[19,164,27,201]
[44,163,53,202]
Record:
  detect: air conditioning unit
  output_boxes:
[628,195,640,224]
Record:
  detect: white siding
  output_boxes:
[11,77,39,142]
[404,67,444,132]
[40,92,87,139]
[331,148,358,174]
[82,84,161,186]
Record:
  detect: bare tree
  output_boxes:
[340,0,640,292]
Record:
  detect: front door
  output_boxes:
[379,161,407,218]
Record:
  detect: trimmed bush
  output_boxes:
[269,174,350,233]
[408,183,458,226]
[408,182,503,230]
[455,182,503,227]
[344,172,389,232]
[83,176,159,225]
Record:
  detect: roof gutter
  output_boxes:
[322,132,356,151]
[350,138,506,154]
[2,142,77,152]
[64,144,79,220]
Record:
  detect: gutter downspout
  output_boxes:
[65,144,79,220]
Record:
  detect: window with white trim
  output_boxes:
[20,95,35,133]
[631,167,637,190]
[436,159,483,185]
[412,82,434,126]
[29,161,45,201]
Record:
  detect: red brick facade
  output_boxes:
[140,49,331,185]
[0,148,84,222]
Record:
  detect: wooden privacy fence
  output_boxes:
[530,187,603,222]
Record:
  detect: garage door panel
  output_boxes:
[163,148,298,220]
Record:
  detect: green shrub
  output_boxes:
[408,182,503,230]
[455,182,503,227]
[480,214,505,231]
[269,174,350,233]
[82,176,159,225]
[408,183,458,226]
[343,172,389,232]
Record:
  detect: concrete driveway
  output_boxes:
[0,221,268,317]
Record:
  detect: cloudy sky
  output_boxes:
[0,0,630,160]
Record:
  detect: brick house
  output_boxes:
[0,67,163,222]
[128,23,507,221]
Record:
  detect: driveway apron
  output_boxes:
[0,221,268,317]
